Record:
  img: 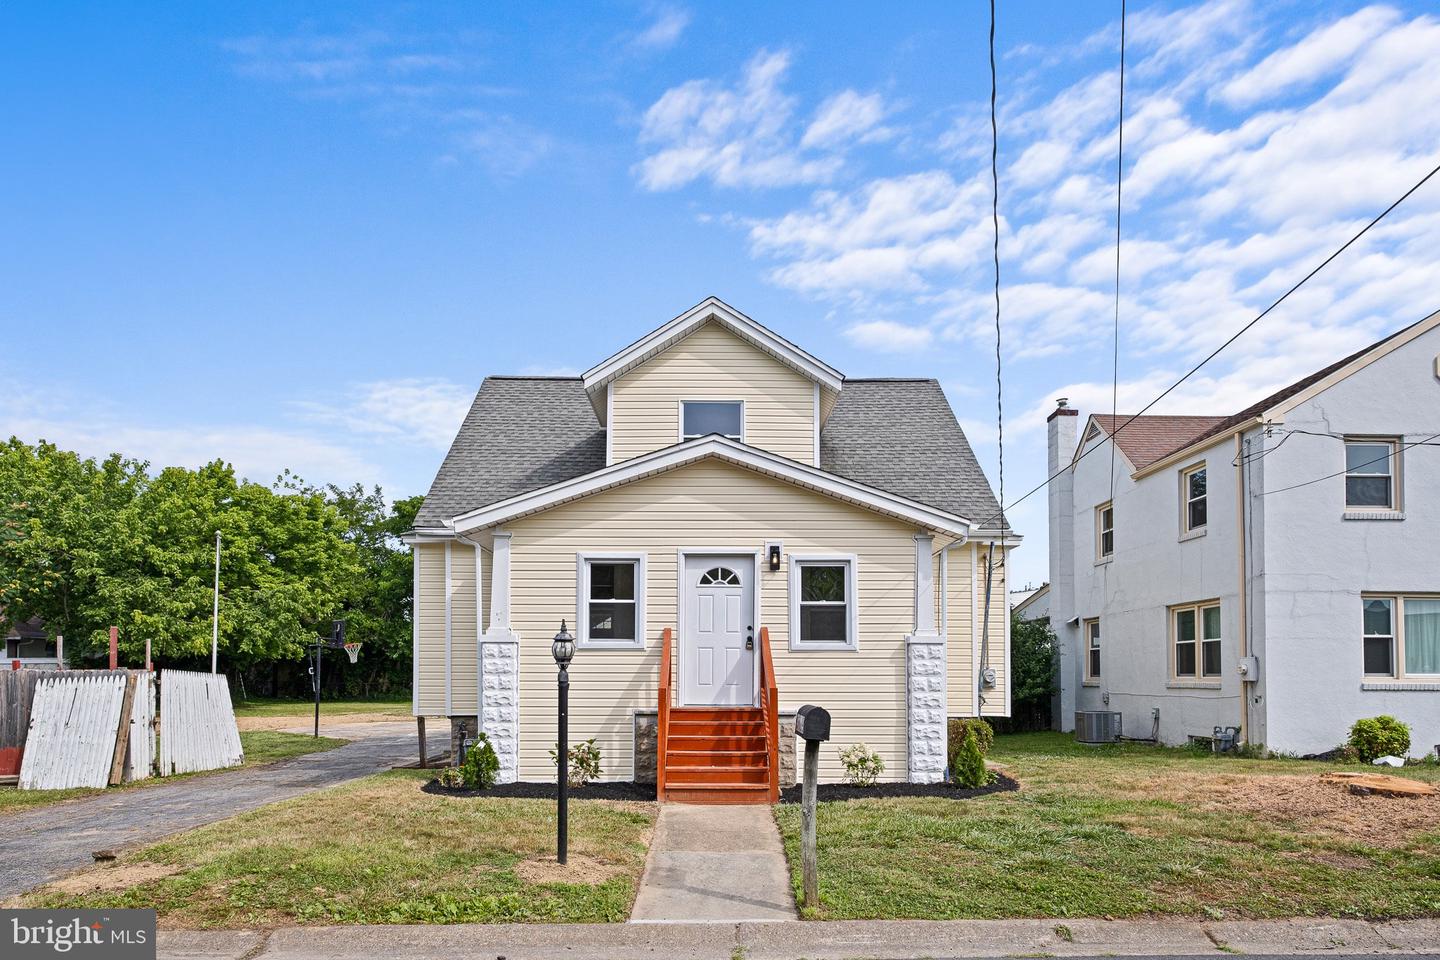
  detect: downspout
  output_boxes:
[1234,433,1249,744]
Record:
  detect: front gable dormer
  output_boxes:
[583,297,844,465]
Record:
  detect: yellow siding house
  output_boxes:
[407,297,1017,801]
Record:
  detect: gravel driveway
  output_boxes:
[0,720,422,898]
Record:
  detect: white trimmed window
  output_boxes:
[681,401,743,441]
[1172,601,1221,680]
[1362,595,1440,678]
[1084,618,1101,681]
[576,553,646,649]
[1345,439,1398,510]
[1181,463,1207,534]
[788,555,858,651]
[1095,502,1114,560]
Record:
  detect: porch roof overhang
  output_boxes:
[446,434,975,538]
[580,297,844,423]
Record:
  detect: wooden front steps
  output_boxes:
[661,706,772,804]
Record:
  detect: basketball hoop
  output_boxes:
[342,641,362,665]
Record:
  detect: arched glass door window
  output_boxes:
[697,567,740,586]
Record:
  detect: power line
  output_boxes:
[979,0,1005,706]
[1107,0,1127,507]
[1259,432,1440,498]
[973,155,1440,530]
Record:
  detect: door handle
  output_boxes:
[746,627,754,651]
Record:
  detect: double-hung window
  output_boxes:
[1096,503,1114,560]
[576,553,646,649]
[1345,439,1398,510]
[1084,618,1101,681]
[681,401,743,442]
[1362,595,1440,678]
[788,555,858,651]
[1181,463,1207,534]
[1173,601,1222,680]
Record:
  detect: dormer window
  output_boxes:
[681,401,744,442]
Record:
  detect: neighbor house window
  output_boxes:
[1084,618,1101,681]
[681,401,743,441]
[576,553,646,648]
[1345,439,1398,509]
[1181,463,1207,533]
[788,555,858,651]
[1095,502,1114,560]
[1173,601,1222,680]
[1363,595,1440,677]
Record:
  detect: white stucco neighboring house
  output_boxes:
[1049,310,1440,755]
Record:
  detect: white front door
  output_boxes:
[681,554,755,706]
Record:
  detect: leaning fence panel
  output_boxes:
[19,672,127,789]
[159,670,243,776]
[126,670,156,781]
[0,669,43,776]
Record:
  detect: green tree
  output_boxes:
[0,439,362,667]
[994,614,1058,732]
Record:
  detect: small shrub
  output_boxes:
[1348,715,1411,762]
[947,717,994,774]
[459,733,500,789]
[951,726,991,788]
[436,767,464,788]
[838,742,885,786]
[550,737,602,786]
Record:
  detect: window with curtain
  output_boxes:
[1403,597,1440,675]
[1362,597,1395,676]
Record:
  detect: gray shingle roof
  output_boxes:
[416,376,1008,533]
[414,377,605,528]
[820,379,1008,532]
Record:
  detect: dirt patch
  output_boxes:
[513,854,622,885]
[423,779,657,801]
[1195,773,1440,846]
[47,862,181,895]
[236,713,408,732]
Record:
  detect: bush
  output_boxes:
[948,717,994,772]
[550,738,602,786]
[951,726,991,788]
[459,733,500,789]
[436,767,464,788]
[838,743,885,786]
[1348,715,1411,762]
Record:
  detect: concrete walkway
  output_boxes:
[0,720,420,897]
[629,803,798,922]
[156,917,1440,960]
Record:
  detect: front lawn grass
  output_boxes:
[233,696,410,718]
[24,769,655,927]
[775,731,1440,921]
[0,731,345,813]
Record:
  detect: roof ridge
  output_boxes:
[486,375,584,381]
[845,377,937,383]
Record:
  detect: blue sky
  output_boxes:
[4,1,1439,589]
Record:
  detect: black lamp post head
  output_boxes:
[552,619,576,667]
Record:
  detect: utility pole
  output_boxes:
[211,531,221,674]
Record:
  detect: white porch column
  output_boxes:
[906,532,946,784]
[480,530,519,783]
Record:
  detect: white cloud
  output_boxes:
[843,319,934,352]
[1217,6,1400,106]
[630,6,691,52]
[634,50,893,190]
[295,379,473,450]
[801,90,891,149]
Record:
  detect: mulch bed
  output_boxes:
[422,773,1020,803]
[422,779,657,801]
[778,772,1019,803]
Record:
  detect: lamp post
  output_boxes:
[552,620,575,865]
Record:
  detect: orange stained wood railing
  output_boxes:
[657,627,672,801]
[758,626,780,802]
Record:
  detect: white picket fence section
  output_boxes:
[19,672,128,789]
[125,670,156,781]
[159,669,243,775]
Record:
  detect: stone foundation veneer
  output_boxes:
[480,632,520,783]
[906,633,947,783]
